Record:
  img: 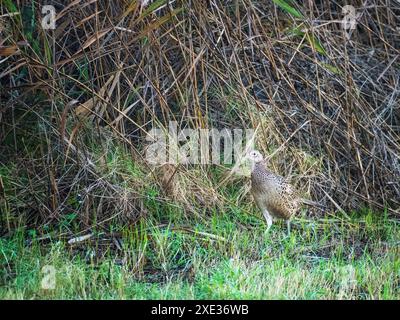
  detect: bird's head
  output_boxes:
[245,150,263,163]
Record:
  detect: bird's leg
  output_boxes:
[286,220,291,237]
[262,210,273,231]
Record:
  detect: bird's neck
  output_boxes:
[253,160,266,172]
[252,161,274,178]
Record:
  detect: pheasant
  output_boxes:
[246,150,302,234]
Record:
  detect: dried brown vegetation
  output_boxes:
[0,0,399,232]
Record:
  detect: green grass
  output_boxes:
[1,210,399,299]
[0,138,398,299]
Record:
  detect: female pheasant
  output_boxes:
[246,150,300,233]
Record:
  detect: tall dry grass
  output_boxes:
[0,0,399,232]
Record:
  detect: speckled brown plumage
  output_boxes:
[251,161,300,221]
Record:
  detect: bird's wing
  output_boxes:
[262,179,298,219]
[275,177,299,201]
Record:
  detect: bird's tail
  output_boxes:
[300,198,326,208]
